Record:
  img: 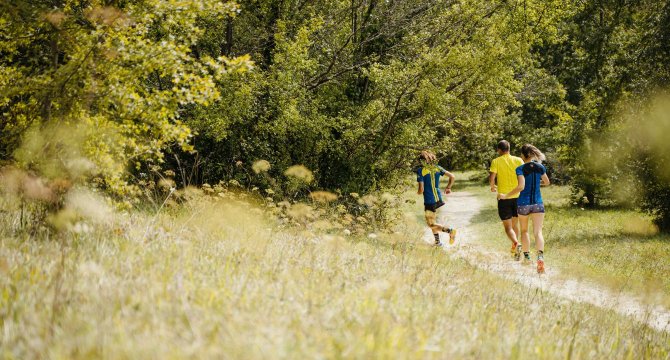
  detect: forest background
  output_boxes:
[1,0,670,230]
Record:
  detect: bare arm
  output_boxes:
[417,182,424,195]
[498,175,525,200]
[489,172,497,192]
[541,174,550,186]
[444,171,455,194]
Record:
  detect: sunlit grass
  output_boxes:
[464,171,670,308]
[1,187,669,359]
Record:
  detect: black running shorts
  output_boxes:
[424,201,445,213]
[497,199,518,220]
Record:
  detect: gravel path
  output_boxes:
[422,191,670,333]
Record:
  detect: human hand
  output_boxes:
[444,188,452,195]
[490,185,497,193]
[497,193,507,200]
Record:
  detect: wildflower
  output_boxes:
[358,195,376,206]
[287,203,314,221]
[381,192,395,202]
[44,11,66,26]
[65,188,113,224]
[284,165,313,183]
[23,176,55,202]
[252,160,271,174]
[310,191,338,203]
[158,178,176,190]
[312,220,334,231]
[72,222,92,234]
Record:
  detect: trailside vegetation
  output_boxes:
[1,0,670,230]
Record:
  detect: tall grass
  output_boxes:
[1,187,669,359]
[463,171,670,308]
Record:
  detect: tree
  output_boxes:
[534,0,670,207]
[0,0,251,199]
[182,0,570,194]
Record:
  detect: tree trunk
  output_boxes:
[224,17,233,56]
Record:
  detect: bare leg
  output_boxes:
[425,210,449,245]
[518,215,530,252]
[531,213,545,252]
[501,219,519,245]
[512,217,520,244]
[426,209,451,234]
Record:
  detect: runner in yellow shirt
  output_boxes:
[489,140,524,260]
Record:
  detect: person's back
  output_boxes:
[516,161,546,206]
[417,164,446,205]
[489,140,525,260]
[491,154,524,198]
[415,151,456,246]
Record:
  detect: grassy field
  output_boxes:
[459,171,670,308]
[1,188,670,359]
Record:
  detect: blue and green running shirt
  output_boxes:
[416,165,446,205]
[515,161,546,206]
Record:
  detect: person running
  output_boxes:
[489,140,524,260]
[416,151,457,246]
[498,144,550,274]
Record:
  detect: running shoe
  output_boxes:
[449,228,457,245]
[522,254,532,265]
[434,241,444,247]
[511,242,520,260]
[537,257,545,274]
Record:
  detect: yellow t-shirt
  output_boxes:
[490,154,524,199]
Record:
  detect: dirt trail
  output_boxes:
[425,191,670,333]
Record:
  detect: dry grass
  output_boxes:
[462,171,670,308]
[1,186,669,359]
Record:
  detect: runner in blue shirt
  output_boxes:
[416,151,457,246]
[497,144,550,273]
